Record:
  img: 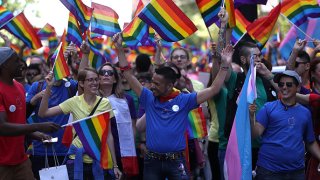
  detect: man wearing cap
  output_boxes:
[0,47,60,180]
[249,70,320,180]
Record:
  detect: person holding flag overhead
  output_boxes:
[112,32,233,179]
[38,67,122,179]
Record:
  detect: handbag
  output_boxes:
[39,144,69,180]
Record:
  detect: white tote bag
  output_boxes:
[39,144,69,180]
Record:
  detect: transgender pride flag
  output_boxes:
[247,55,257,104]
[224,60,254,180]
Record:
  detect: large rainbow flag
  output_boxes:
[52,43,70,80]
[195,0,221,27]
[4,12,42,50]
[247,4,281,48]
[138,0,197,42]
[60,0,93,33]
[91,3,121,37]
[0,5,13,27]
[72,111,113,169]
[66,12,83,47]
[281,0,320,27]
[224,63,253,180]
[231,9,250,45]
[187,107,207,139]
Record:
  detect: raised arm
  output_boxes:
[296,93,310,105]
[154,34,164,66]
[113,33,143,97]
[286,39,306,70]
[197,44,233,104]
[310,39,320,61]
[38,72,64,118]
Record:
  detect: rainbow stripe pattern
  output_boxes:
[226,0,236,28]
[281,0,320,27]
[247,4,281,48]
[4,12,42,50]
[87,33,108,69]
[231,9,250,45]
[138,0,197,42]
[91,2,121,37]
[73,112,113,169]
[60,0,93,33]
[37,23,56,39]
[52,43,70,80]
[67,12,83,47]
[48,36,59,49]
[195,0,221,27]
[187,107,207,139]
[0,5,13,27]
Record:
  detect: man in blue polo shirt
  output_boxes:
[113,32,233,179]
[249,70,320,180]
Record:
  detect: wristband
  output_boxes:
[119,64,132,72]
[220,66,229,71]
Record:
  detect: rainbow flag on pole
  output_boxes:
[0,5,14,27]
[231,9,250,45]
[195,0,221,27]
[37,23,56,39]
[187,107,207,139]
[247,4,281,48]
[72,111,113,169]
[4,12,42,50]
[52,43,70,80]
[281,0,320,27]
[226,0,236,28]
[138,0,197,42]
[60,0,93,33]
[91,3,121,37]
[67,12,83,47]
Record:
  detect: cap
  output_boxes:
[273,70,302,84]
[0,47,15,66]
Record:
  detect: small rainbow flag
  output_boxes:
[60,0,93,33]
[0,5,13,27]
[10,44,20,53]
[225,0,236,28]
[48,36,59,50]
[137,45,155,56]
[195,0,221,27]
[138,0,198,42]
[87,32,108,69]
[281,0,320,27]
[187,107,207,139]
[52,43,70,80]
[67,12,83,47]
[247,4,281,48]
[4,12,42,50]
[72,111,113,169]
[231,9,250,45]
[91,2,121,37]
[37,23,56,39]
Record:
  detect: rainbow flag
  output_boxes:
[48,36,59,50]
[247,4,281,48]
[52,43,70,80]
[0,5,13,27]
[231,9,250,45]
[10,44,20,53]
[72,111,113,169]
[60,0,93,33]
[87,33,108,69]
[91,2,121,37]
[281,0,320,27]
[195,0,221,27]
[67,12,83,47]
[226,0,236,28]
[37,23,56,39]
[187,107,207,139]
[59,29,69,54]
[4,12,42,50]
[138,0,198,42]
[306,18,320,46]
[224,66,252,180]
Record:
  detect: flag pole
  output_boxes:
[51,42,63,72]
[233,32,247,48]
[280,13,313,40]
[61,109,113,127]
[207,28,214,42]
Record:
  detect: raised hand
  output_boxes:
[218,7,229,26]
[313,39,320,53]
[293,39,307,53]
[155,34,162,49]
[112,32,123,49]
[220,44,234,66]
[249,103,257,116]
[80,41,90,55]
[45,71,55,88]
[64,43,78,58]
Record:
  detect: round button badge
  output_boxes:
[65,81,71,88]
[9,105,16,112]
[172,105,179,112]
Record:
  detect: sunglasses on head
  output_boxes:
[278,82,294,88]
[99,69,114,77]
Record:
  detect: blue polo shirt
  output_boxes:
[140,87,198,153]
[256,100,315,172]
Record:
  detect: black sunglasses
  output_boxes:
[99,69,114,77]
[278,82,294,88]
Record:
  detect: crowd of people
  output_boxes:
[1,7,320,180]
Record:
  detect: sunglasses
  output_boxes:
[278,82,294,88]
[99,69,114,77]
[294,61,308,68]
[172,55,187,60]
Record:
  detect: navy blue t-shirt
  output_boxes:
[140,87,198,153]
[256,100,315,172]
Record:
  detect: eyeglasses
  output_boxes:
[172,55,187,60]
[84,78,99,83]
[278,82,294,88]
[294,61,308,68]
[99,69,114,77]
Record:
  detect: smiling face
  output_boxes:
[170,48,189,70]
[278,76,298,100]
[79,70,99,95]
[150,73,172,97]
